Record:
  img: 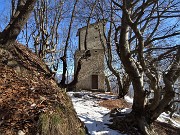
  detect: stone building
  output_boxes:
[75,21,106,90]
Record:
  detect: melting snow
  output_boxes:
[157,112,180,128]
[68,92,121,135]
[67,91,180,135]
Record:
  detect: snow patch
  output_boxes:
[68,92,122,135]
[124,96,133,104]
[68,91,180,134]
[157,112,180,128]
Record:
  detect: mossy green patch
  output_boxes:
[39,113,50,134]
[51,114,62,125]
[78,128,86,135]
[37,92,86,135]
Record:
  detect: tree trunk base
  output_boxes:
[109,109,157,135]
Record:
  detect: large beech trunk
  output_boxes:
[119,3,145,115]
[113,0,180,134]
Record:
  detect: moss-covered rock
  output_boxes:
[38,104,86,135]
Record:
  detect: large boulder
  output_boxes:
[0,42,86,135]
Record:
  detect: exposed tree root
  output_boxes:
[108,108,157,135]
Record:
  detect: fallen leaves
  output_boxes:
[0,43,84,135]
[0,65,62,134]
[99,99,132,110]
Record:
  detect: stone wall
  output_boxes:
[78,21,105,50]
[75,21,106,91]
[75,49,105,90]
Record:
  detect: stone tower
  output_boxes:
[75,21,106,90]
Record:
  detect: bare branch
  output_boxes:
[0,0,37,45]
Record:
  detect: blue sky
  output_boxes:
[0,0,10,9]
[0,0,11,31]
[0,0,10,15]
[0,0,79,75]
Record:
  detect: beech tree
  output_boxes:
[100,18,131,97]
[90,0,180,134]
[0,0,36,46]
[101,0,180,134]
[17,0,93,88]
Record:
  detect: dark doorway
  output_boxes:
[92,75,98,89]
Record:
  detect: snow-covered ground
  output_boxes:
[67,91,180,135]
[68,91,121,135]
[158,113,180,128]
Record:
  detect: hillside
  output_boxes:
[0,43,86,135]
